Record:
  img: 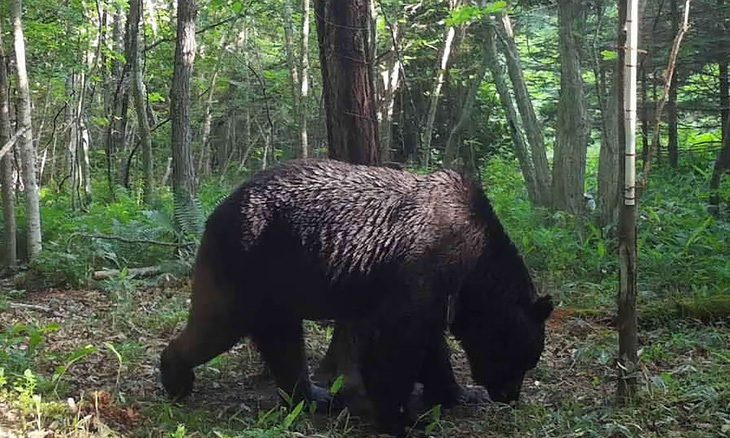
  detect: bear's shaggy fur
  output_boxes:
[161,159,552,435]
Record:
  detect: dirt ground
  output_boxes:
[1,286,728,438]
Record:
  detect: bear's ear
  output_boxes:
[532,295,554,321]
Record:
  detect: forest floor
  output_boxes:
[0,284,728,438]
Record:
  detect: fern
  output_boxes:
[173,196,206,240]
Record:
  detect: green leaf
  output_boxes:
[601,50,618,61]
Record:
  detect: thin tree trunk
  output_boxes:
[617,0,639,402]
[129,0,154,204]
[199,31,228,179]
[300,0,311,158]
[552,0,590,214]
[315,0,379,164]
[421,0,457,167]
[598,71,621,228]
[377,19,403,163]
[0,24,17,269]
[483,24,539,204]
[641,0,691,187]
[709,0,729,215]
[443,53,487,170]
[171,0,198,215]
[667,0,680,168]
[283,0,301,153]
[497,13,551,205]
[12,0,42,259]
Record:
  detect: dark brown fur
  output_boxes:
[161,159,552,436]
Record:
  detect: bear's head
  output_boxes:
[451,238,553,403]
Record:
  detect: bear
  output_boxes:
[160,159,552,436]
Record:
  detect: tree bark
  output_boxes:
[129,0,154,204]
[171,0,198,214]
[12,0,42,259]
[552,0,590,214]
[0,23,17,269]
[484,24,540,205]
[420,0,457,167]
[315,0,379,164]
[667,0,680,168]
[497,13,551,206]
[300,0,311,158]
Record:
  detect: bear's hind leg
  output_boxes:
[250,319,331,407]
[357,318,432,436]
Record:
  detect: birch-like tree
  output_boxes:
[0,24,16,269]
[12,0,42,259]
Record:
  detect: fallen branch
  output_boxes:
[67,232,192,251]
[92,265,162,280]
[9,302,52,313]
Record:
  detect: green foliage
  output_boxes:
[483,154,730,308]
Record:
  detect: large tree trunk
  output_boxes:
[483,24,540,205]
[667,0,680,168]
[12,0,42,259]
[315,0,379,164]
[552,0,590,214]
[299,0,311,158]
[314,0,379,395]
[129,0,154,204]
[0,24,16,269]
[171,0,198,215]
[709,0,729,215]
[420,0,457,167]
[497,13,551,206]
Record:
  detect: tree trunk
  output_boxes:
[598,71,621,228]
[0,23,17,269]
[283,0,301,154]
[171,0,198,216]
[129,0,154,204]
[420,0,457,167]
[443,51,487,170]
[617,0,639,402]
[377,19,404,163]
[552,0,590,214]
[300,0,311,158]
[497,13,552,206]
[483,24,540,205]
[12,0,42,259]
[667,0,680,168]
[199,31,228,179]
[709,0,729,215]
[314,0,379,164]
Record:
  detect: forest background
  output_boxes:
[0,0,729,437]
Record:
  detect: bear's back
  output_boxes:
[210,160,485,281]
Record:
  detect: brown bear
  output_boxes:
[160,159,552,436]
